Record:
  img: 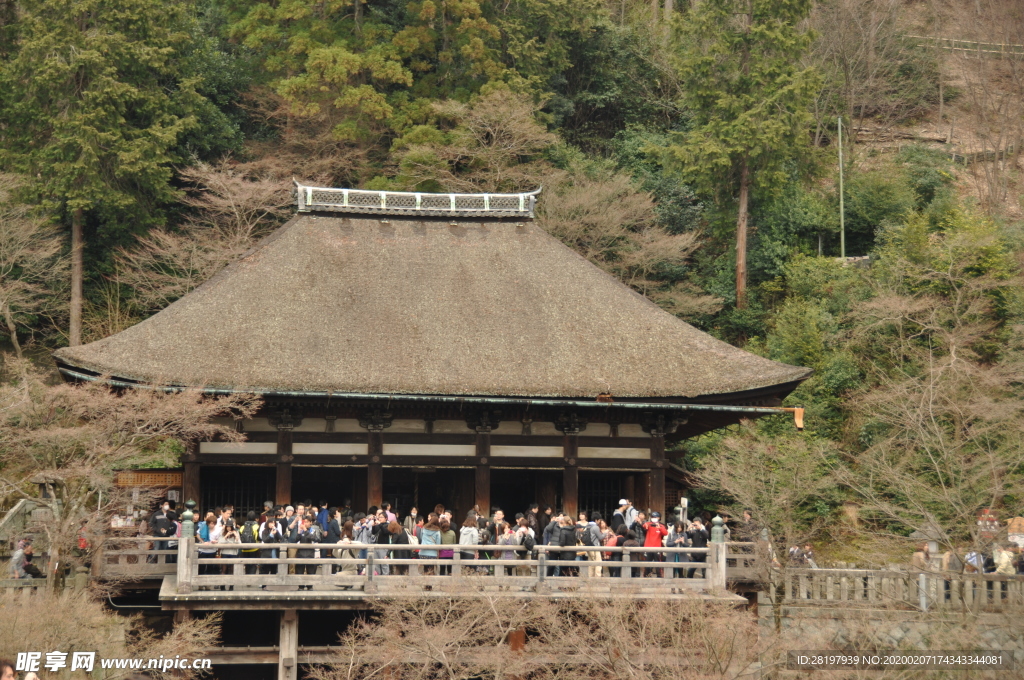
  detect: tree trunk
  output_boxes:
[735,158,750,310]
[1,300,22,359]
[70,207,84,346]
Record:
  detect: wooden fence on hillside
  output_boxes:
[772,568,1024,613]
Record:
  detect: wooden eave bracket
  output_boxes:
[778,407,805,430]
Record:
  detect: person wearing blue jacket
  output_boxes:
[316,501,330,533]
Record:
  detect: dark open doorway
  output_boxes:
[291,466,356,511]
[201,465,274,518]
[579,471,624,523]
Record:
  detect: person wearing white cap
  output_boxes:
[611,499,638,532]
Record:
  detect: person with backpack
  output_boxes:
[543,509,563,546]
[514,518,536,576]
[606,525,627,577]
[575,511,603,577]
[555,515,577,577]
[239,511,261,575]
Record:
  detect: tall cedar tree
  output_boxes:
[669,0,817,308]
[0,0,202,345]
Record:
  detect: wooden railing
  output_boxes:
[772,568,1024,613]
[725,542,759,580]
[100,536,758,587]
[908,35,1024,59]
[294,182,540,218]
[172,539,732,595]
[95,536,178,579]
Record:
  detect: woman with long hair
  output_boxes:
[438,519,457,575]
[419,513,442,575]
[337,520,359,578]
[388,521,410,575]
[459,512,479,574]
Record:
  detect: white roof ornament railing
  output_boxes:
[293,181,541,218]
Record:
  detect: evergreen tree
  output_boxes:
[668,0,818,308]
[0,0,204,345]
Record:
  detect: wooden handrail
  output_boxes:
[173,538,732,594]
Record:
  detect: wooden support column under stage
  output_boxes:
[278,609,298,680]
[361,410,391,510]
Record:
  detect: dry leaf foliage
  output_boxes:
[0,359,259,584]
[0,588,220,680]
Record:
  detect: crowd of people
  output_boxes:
[914,543,1024,575]
[136,498,725,588]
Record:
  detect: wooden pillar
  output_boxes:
[562,465,578,519]
[650,433,666,518]
[635,473,650,514]
[182,440,200,505]
[368,431,383,510]
[562,434,579,519]
[279,609,298,680]
[360,410,392,511]
[623,475,635,505]
[276,424,293,507]
[558,414,584,519]
[475,429,491,515]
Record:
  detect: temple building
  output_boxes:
[54,184,810,522]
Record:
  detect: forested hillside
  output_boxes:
[1,0,1023,562]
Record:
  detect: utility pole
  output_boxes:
[838,116,846,259]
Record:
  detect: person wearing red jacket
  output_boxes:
[642,512,669,577]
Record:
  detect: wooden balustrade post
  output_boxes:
[707,544,726,590]
[176,537,194,594]
[365,552,377,594]
[622,550,631,580]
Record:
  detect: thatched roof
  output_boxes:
[54,215,809,399]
